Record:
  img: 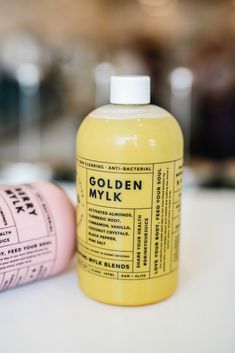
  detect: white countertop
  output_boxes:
[0,187,235,353]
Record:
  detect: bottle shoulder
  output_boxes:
[77,104,183,140]
[76,105,183,163]
[87,104,172,120]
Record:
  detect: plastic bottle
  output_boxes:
[76,75,183,305]
[0,182,75,291]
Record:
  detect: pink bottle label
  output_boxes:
[0,184,57,291]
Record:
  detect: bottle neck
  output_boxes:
[111,103,149,107]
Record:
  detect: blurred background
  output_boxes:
[0,0,234,187]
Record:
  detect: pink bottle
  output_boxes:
[0,182,75,291]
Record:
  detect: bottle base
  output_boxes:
[77,266,178,306]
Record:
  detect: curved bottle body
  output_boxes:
[0,182,75,291]
[76,104,183,305]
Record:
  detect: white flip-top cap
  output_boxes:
[110,75,150,104]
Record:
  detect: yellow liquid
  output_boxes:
[76,104,183,306]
